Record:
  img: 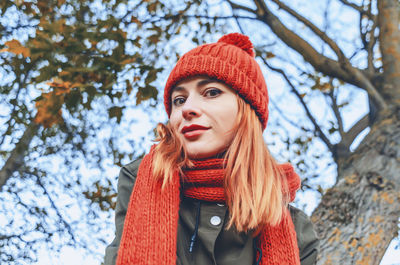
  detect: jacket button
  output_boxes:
[210,216,221,226]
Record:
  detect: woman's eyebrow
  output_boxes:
[196,78,221,87]
[171,86,185,94]
[172,78,221,93]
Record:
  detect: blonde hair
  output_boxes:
[153,96,288,233]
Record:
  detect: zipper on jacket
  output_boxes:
[253,237,262,265]
[189,201,201,253]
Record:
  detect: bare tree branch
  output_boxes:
[260,55,335,152]
[0,24,35,39]
[227,0,247,34]
[359,7,379,75]
[338,0,374,19]
[270,98,313,133]
[328,83,344,137]
[226,0,257,14]
[368,21,378,69]
[270,0,348,64]
[0,121,39,191]
[140,14,257,24]
[341,114,369,149]
[0,230,32,241]
[0,67,32,146]
[321,0,332,55]
[332,113,369,164]
[35,175,77,243]
[367,19,378,74]
[230,8,313,134]
[249,0,387,111]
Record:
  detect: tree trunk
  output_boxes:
[312,108,400,264]
[0,121,38,191]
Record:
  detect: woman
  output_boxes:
[105,33,319,265]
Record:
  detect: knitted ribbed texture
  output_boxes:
[257,210,300,264]
[163,33,269,130]
[116,145,181,265]
[117,149,301,264]
[280,163,301,202]
[182,158,226,202]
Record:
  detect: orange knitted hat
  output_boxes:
[164,33,269,130]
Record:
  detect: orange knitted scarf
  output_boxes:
[116,146,301,265]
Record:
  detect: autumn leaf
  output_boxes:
[320,82,332,92]
[266,52,275,58]
[108,106,125,123]
[37,0,53,13]
[120,57,137,65]
[1,39,31,57]
[34,79,73,128]
[46,77,82,92]
[126,80,133,95]
[48,19,66,34]
[148,34,160,44]
[130,16,142,27]
[147,2,158,12]
[59,71,70,77]
[145,69,159,83]
[136,85,158,105]
[83,181,117,211]
[34,91,64,128]
[57,0,66,7]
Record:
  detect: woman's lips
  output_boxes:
[183,129,207,139]
[181,124,210,139]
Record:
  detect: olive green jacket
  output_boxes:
[104,159,319,265]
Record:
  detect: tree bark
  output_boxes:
[0,121,39,191]
[311,109,400,264]
[377,0,400,102]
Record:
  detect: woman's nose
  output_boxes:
[181,97,201,119]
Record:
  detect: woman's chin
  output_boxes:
[186,149,227,160]
[187,152,212,160]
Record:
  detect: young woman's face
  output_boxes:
[170,76,239,159]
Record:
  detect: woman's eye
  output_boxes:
[173,97,186,106]
[205,88,222,97]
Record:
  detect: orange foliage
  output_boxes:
[0,39,31,57]
[34,91,64,128]
[34,79,78,128]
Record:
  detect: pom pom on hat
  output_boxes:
[218,33,255,57]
